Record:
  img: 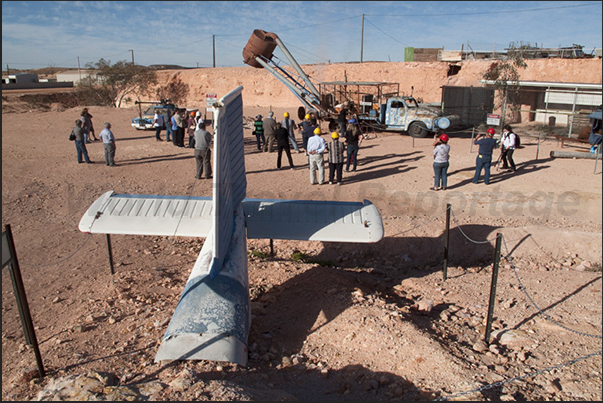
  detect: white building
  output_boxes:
[55,70,98,85]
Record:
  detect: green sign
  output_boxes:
[404,47,414,62]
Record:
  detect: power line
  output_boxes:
[366,1,600,17]
[276,15,360,32]
[280,40,330,64]
[216,15,361,37]
[363,17,411,48]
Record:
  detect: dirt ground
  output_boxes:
[2,96,602,401]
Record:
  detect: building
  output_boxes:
[2,73,38,84]
[480,79,603,135]
[55,70,98,85]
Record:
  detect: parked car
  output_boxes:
[131,100,176,130]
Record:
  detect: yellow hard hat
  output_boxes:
[331,132,339,139]
[314,127,322,135]
[305,114,311,120]
[284,112,290,118]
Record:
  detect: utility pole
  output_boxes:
[129,49,135,65]
[213,35,216,68]
[77,57,81,82]
[360,14,364,63]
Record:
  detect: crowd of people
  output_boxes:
[252,110,367,185]
[70,106,521,188]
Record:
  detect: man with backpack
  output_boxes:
[500,124,518,172]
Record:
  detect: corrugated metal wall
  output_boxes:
[442,86,494,128]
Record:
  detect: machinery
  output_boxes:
[242,29,460,137]
[131,99,176,130]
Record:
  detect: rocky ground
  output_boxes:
[2,99,602,401]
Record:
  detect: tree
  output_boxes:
[482,42,528,126]
[76,59,157,107]
[155,76,189,106]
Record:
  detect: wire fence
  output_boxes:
[3,199,601,396]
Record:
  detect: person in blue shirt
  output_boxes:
[472,128,498,185]
[99,122,117,166]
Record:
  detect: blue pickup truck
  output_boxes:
[357,96,461,138]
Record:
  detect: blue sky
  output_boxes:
[2,1,602,70]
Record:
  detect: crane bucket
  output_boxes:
[243,29,278,68]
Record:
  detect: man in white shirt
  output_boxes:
[306,127,326,185]
[153,111,164,141]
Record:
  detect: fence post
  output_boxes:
[270,239,274,258]
[443,204,451,281]
[470,127,475,153]
[106,234,114,275]
[595,144,601,175]
[536,132,542,160]
[3,224,45,377]
[485,233,502,344]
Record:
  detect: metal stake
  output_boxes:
[595,144,601,174]
[470,127,475,153]
[106,234,114,275]
[3,224,45,377]
[485,233,502,344]
[443,203,451,281]
[270,239,274,258]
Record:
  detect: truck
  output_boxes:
[131,99,176,130]
[242,29,460,137]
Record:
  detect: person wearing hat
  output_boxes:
[306,127,326,184]
[281,112,301,153]
[431,133,450,190]
[344,118,363,171]
[187,111,196,148]
[99,122,117,166]
[252,114,265,151]
[472,128,497,185]
[298,113,317,153]
[326,131,345,185]
[262,111,277,153]
[274,122,295,170]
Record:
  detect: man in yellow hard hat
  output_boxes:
[298,113,317,153]
[281,112,301,153]
[306,127,326,184]
[326,132,345,185]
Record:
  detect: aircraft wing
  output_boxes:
[242,199,384,243]
[78,191,213,237]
